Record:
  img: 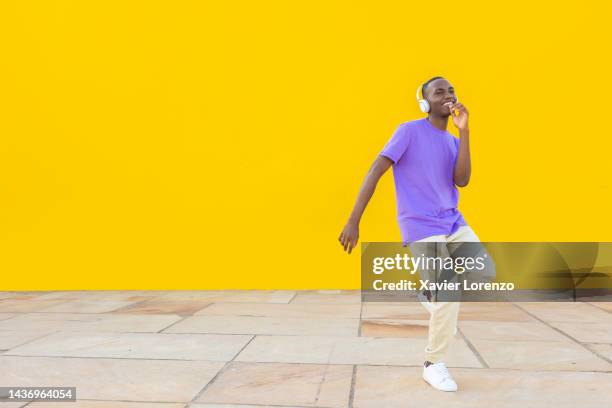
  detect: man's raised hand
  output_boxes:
[451,102,469,130]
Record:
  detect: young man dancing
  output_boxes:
[339,76,491,392]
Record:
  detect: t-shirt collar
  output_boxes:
[423,117,449,134]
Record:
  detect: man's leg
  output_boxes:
[409,237,461,392]
[424,300,461,363]
[408,237,460,364]
[409,226,494,392]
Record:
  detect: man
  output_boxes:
[338,76,491,392]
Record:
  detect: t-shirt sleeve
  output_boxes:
[379,124,411,164]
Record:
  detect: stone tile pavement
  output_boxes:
[0,290,610,407]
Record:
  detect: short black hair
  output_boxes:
[421,76,444,99]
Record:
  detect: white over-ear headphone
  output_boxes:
[416,82,458,113]
[416,84,430,113]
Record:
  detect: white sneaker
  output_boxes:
[418,291,458,335]
[423,362,458,392]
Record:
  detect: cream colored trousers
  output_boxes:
[408,225,492,363]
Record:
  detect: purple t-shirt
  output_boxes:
[380,118,467,244]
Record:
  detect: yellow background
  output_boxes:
[1,1,611,290]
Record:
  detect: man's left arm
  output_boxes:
[451,103,471,187]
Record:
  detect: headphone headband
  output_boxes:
[416,83,429,113]
[416,84,423,101]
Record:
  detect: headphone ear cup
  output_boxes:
[419,99,430,113]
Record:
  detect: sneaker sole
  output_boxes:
[422,376,458,392]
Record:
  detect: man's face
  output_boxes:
[424,78,457,117]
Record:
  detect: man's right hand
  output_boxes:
[338,220,359,254]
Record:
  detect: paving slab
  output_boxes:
[0,330,57,350]
[235,335,481,367]
[585,343,612,360]
[112,300,213,315]
[158,291,296,304]
[0,313,181,333]
[194,303,360,319]
[360,319,429,337]
[290,291,361,304]
[36,300,142,314]
[469,339,611,371]
[195,362,352,407]
[0,356,223,402]
[361,303,430,320]
[163,316,359,336]
[0,299,73,313]
[548,321,612,343]
[353,365,612,408]
[5,332,253,361]
[28,402,185,407]
[459,320,569,342]
[518,302,612,323]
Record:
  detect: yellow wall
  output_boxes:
[1,1,611,289]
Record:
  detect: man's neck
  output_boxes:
[427,115,448,131]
